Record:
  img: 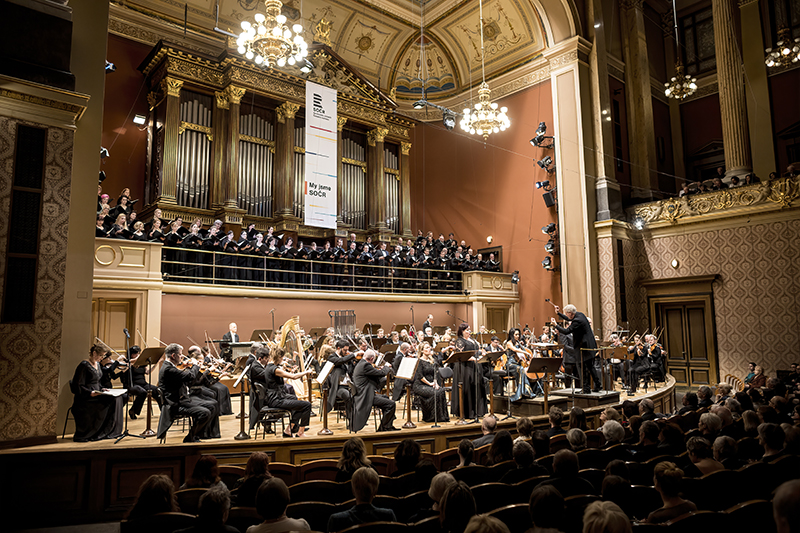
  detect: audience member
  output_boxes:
[231,451,272,507]
[697,386,714,408]
[528,485,565,533]
[759,422,786,462]
[531,430,551,459]
[742,409,761,438]
[328,467,395,532]
[774,480,800,533]
[500,441,548,484]
[428,472,457,513]
[392,439,421,476]
[601,420,625,447]
[439,481,477,533]
[684,437,723,476]
[657,422,685,455]
[713,436,742,470]
[486,429,514,465]
[601,475,633,519]
[758,405,781,425]
[566,428,586,451]
[473,416,498,447]
[698,412,722,442]
[604,460,629,482]
[644,461,696,524]
[336,437,373,482]
[679,392,698,414]
[181,454,225,489]
[457,438,475,467]
[599,407,622,426]
[464,515,510,533]
[582,500,631,533]
[715,383,733,404]
[126,474,178,521]
[630,420,660,461]
[747,366,767,390]
[621,400,638,419]
[515,417,534,443]
[176,485,237,533]
[546,407,565,437]
[249,477,309,533]
[538,449,595,497]
[624,416,643,444]
[568,407,587,430]
[638,399,657,421]
[736,391,755,412]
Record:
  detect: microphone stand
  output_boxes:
[115,328,146,444]
[410,306,415,331]
[432,363,441,428]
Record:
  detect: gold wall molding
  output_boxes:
[161,77,183,98]
[214,90,229,110]
[630,177,800,224]
[0,88,86,123]
[386,123,409,139]
[367,127,389,146]
[339,100,387,126]
[337,116,348,131]
[168,57,224,87]
[401,142,412,156]
[228,66,304,100]
[240,134,275,148]
[224,85,246,105]
[276,102,301,124]
[342,157,367,170]
[178,121,212,141]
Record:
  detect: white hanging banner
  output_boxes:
[304,81,338,229]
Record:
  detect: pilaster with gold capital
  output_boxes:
[159,77,184,203]
[223,87,246,208]
[274,102,300,217]
[211,90,229,209]
[276,102,301,124]
[367,127,389,231]
[400,142,412,236]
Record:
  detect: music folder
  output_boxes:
[316,361,334,385]
[396,357,420,381]
[478,350,504,365]
[525,357,563,376]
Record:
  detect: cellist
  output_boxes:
[505,328,534,401]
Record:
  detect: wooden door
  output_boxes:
[486,307,509,336]
[91,298,135,353]
[654,300,717,387]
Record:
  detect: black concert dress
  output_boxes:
[450,337,488,419]
[264,363,312,431]
[413,359,449,422]
[71,361,119,442]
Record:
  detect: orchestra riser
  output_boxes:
[0,377,675,529]
[490,395,570,417]
[548,389,622,409]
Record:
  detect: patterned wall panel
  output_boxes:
[615,220,800,380]
[597,237,619,337]
[0,117,73,442]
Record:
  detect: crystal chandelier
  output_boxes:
[460,0,510,139]
[765,27,800,69]
[664,0,696,100]
[664,61,697,100]
[236,0,308,68]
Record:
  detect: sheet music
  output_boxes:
[100,388,127,397]
[316,361,334,384]
[396,357,419,380]
[532,342,558,348]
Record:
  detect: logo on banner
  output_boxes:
[313,93,326,119]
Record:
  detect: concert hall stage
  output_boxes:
[0,377,675,530]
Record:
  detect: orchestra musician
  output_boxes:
[324,340,356,416]
[158,343,218,443]
[487,336,508,396]
[551,304,601,394]
[558,330,580,390]
[187,346,233,415]
[352,349,398,432]
[505,328,534,401]
[390,342,415,401]
[119,345,161,420]
[645,334,665,382]
[627,335,650,394]
[70,344,121,442]
[260,346,313,438]
[247,343,271,431]
[451,323,489,419]
[221,322,239,361]
[422,314,434,333]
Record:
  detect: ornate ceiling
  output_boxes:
[110,0,574,113]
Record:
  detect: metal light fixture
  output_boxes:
[545,240,556,254]
[542,257,553,270]
[765,27,800,68]
[535,180,550,189]
[133,115,146,125]
[460,0,510,139]
[542,223,556,235]
[664,0,696,100]
[530,121,554,148]
[511,271,519,284]
[412,100,426,110]
[632,215,645,230]
[442,111,456,131]
[537,156,555,173]
[236,0,307,68]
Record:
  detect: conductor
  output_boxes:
[550,304,601,393]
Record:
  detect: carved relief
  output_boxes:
[367,127,389,147]
[276,102,301,124]
[337,116,348,131]
[401,142,412,156]
[338,100,387,126]
[215,90,229,110]
[549,50,579,69]
[224,85,247,105]
[161,77,184,98]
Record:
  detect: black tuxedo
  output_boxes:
[553,311,600,392]
[325,351,355,413]
[352,359,395,432]
[158,360,216,441]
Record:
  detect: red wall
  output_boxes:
[160,294,466,343]
[770,67,800,175]
[100,34,152,208]
[409,81,560,331]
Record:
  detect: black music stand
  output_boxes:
[444,350,477,425]
[233,355,252,440]
[362,323,381,336]
[130,347,165,439]
[250,329,273,342]
[393,323,411,332]
[525,357,563,415]
[477,350,505,419]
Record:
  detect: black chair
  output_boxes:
[435,447,460,471]
[535,454,555,474]
[577,468,605,495]
[450,465,491,487]
[218,465,246,489]
[471,482,513,514]
[486,504,531,533]
[252,382,290,438]
[737,461,777,501]
[563,495,600,533]
[549,434,570,454]
[510,476,549,502]
[664,510,729,531]
[62,380,76,439]
[299,459,340,482]
[576,448,608,470]
[411,515,442,533]
[693,469,740,511]
[120,512,197,533]
[487,460,516,480]
[226,507,262,533]
[290,480,353,504]
[286,501,337,532]
[627,485,662,521]
[268,462,299,486]
[175,487,207,516]
[736,437,763,463]
[378,472,416,497]
[584,429,605,449]
[399,490,434,523]
[338,521,408,533]
[155,387,191,443]
[772,454,800,485]
[367,455,395,477]
[723,500,775,533]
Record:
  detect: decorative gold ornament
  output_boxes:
[765,27,800,69]
[664,61,697,100]
[236,0,308,68]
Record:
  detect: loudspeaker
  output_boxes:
[542,191,556,208]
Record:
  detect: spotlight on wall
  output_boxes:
[300,59,314,73]
[542,257,553,270]
[412,100,426,110]
[511,270,520,284]
[545,239,557,254]
[100,147,110,159]
[105,60,116,73]
[486,235,493,243]
[535,180,550,189]
[133,115,146,125]
[537,156,555,173]
[541,223,556,235]
[442,111,456,131]
[632,215,645,230]
[98,171,107,184]
[529,121,554,148]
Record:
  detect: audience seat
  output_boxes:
[772,454,800,484]
[475,444,491,465]
[488,460,515,478]
[736,437,763,463]
[434,447,460,471]
[486,504,531,533]
[449,465,490,487]
[226,507,262,532]
[584,429,605,449]
[175,487,206,516]
[120,512,197,533]
[723,500,775,533]
[378,472,416,496]
[286,501,337,531]
[535,454,555,474]
[688,470,740,511]
[510,475,549,500]
[664,509,729,531]
[338,521,408,533]
[268,462,299,486]
[471,482,513,514]
[411,515,442,533]
[737,461,778,501]
[218,465,246,489]
[563,495,600,533]
[290,480,353,503]
[399,490,434,523]
[367,455,395,476]
[299,459,340,482]
[576,448,607,470]
[577,468,605,494]
[549,434,570,454]
[627,485,662,521]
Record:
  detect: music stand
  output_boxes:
[372,337,388,351]
[308,327,328,338]
[444,350,476,425]
[362,323,381,336]
[250,329,273,342]
[393,323,410,332]
[232,355,251,440]
[525,357,563,414]
[477,350,504,419]
[476,333,493,346]
[133,347,165,438]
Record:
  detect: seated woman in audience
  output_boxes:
[486,429,513,465]
[725,397,742,419]
[410,472,456,522]
[392,438,421,476]
[657,422,685,455]
[528,485,565,533]
[582,500,630,533]
[464,515,510,533]
[604,459,630,482]
[643,461,696,524]
[747,365,767,390]
[71,344,119,442]
[126,474,179,521]
[782,424,800,455]
[335,437,372,482]
[683,436,724,477]
[713,435,742,470]
[499,441,548,484]
[600,420,625,447]
[735,390,755,412]
[715,383,733,405]
[791,404,800,427]
[623,415,643,444]
[457,438,475,468]
[248,477,309,533]
[514,416,533,444]
[181,454,225,490]
[741,409,761,439]
[568,407,587,431]
[759,422,786,462]
[439,481,476,533]
[566,428,586,452]
[599,406,622,426]
[231,451,272,507]
[758,404,781,424]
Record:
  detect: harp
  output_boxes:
[276,316,307,397]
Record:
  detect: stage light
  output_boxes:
[412,100,426,110]
[100,147,110,159]
[537,156,555,173]
[530,121,554,148]
[442,111,456,131]
[545,239,556,254]
[511,271,520,284]
[133,115,146,125]
[535,180,550,189]
[105,60,116,73]
[632,216,645,230]
[542,223,556,235]
[536,122,547,135]
[542,257,553,270]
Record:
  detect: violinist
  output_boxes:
[352,349,397,432]
[324,340,356,416]
[158,343,217,443]
[187,346,233,415]
[488,336,508,396]
[391,342,415,401]
[120,345,161,420]
[70,344,121,442]
[645,334,665,382]
[506,328,534,401]
[626,335,650,394]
